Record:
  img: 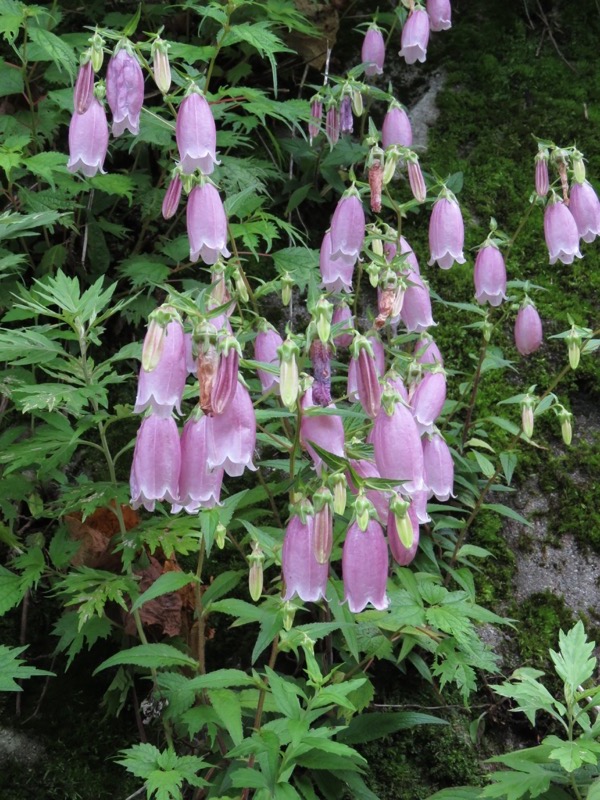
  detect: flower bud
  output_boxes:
[352,88,364,117]
[215,523,227,549]
[282,601,296,631]
[566,329,581,370]
[332,302,354,348]
[313,487,333,564]
[407,156,427,203]
[514,302,543,356]
[331,473,347,515]
[369,153,384,213]
[521,395,535,438]
[309,97,322,145]
[354,494,375,532]
[326,104,340,146]
[382,104,412,149]
[340,95,353,134]
[248,542,265,602]
[390,492,413,548]
[278,338,300,411]
[141,316,167,372]
[557,407,573,445]
[535,150,549,197]
[281,272,294,306]
[162,174,183,220]
[90,33,104,72]
[572,150,586,184]
[74,58,94,115]
[152,38,171,94]
[310,339,332,407]
[314,296,333,344]
[234,268,249,302]
[212,336,241,416]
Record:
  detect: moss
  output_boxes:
[513,590,574,667]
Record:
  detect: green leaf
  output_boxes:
[0,58,23,96]
[27,26,77,80]
[427,790,483,800]
[0,566,25,614]
[500,452,517,486]
[338,711,447,745]
[481,766,552,800]
[491,671,563,727]
[22,152,67,189]
[265,665,304,719]
[131,571,199,613]
[201,571,244,610]
[482,504,532,528]
[94,644,198,674]
[207,689,243,745]
[546,735,600,772]
[549,621,596,691]
[473,451,496,479]
[0,644,54,691]
[53,611,112,669]
[90,173,135,202]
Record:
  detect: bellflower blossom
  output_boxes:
[544,197,582,264]
[514,302,543,356]
[67,98,109,177]
[473,244,507,307]
[399,8,430,65]
[187,183,231,265]
[428,191,466,269]
[105,47,145,137]
[130,415,181,512]
[282,513,328,603]
[362,25,385,76]
[569,180,600,243]
[173,413,224,513]
[343,520,389,613]
[176,91,218,175]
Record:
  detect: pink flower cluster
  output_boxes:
[130,315,257,514]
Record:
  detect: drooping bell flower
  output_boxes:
[187,183,231,265]
[351,336,382,419]
[387,495,420,565]
[207,381,257,476]
[332,302,354,348]
[410,488,431,524]
[407,156,427,203]
[382,103,413,149]
[326,104,340,146]
[396,235,421,274]
[385,371,410,404]
[67,97,109,177]
[162,174,183,220]
[362,24,385,76]
[74,59,94,115]
[401,270,436,333]
[300,385,345,474]
[348,459,390,524]
[474,244,507,307]
[211,335,241,415]
[426,0,452,31]
[428,190,466,269]
[320,230,354,293]
[372,387,425,494]
[254,325,282,393]
[514,301,543,356]
[422,431,455,501]
[135,318,187,416]
[330,189,366,266]
[535,149,549,197]
[282,512,328,603]
[172,412,224,513]
[569,180,600,243]
[340,95,353,134]
[152,38,171,94]
[309,96,323,144]
[411,369,447,434]
[414,334,444,366]
[310,339,332,407]
[399,8,430,65]
[176,90,218,175]
[105,47,145,137]
[343,519,389,613]
[130,415,181,512]
[543,197,582,265]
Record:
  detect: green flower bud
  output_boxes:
[354,494,375,532]
[282,601,296,631]
[566,328,581,370]
[390,493,413,549]
[314,296,333,344]
[215,523,227,549]
[330,473,347,515]
[248,542,265,602]
[278,338,300,411]
[281,272,294,306]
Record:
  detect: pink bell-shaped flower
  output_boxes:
[330,190,365,266]
[332,302,354,348]
[410,488,431,524]
[130,415,181,512]
[385,372,410,404]
[428,192,466,269]
[399,8,430,65]
[414,334,444,366]
[74,60,94,115]
[320,230,354,293]
[207,381,257,476]
[422,431,455,501]
[401,270,435,333]
[300,386,345,474]
[282,513,328,603]
[474,244,507,307]
[514,302,543,356]
[427,0,452,31]
[362,25,385,76]
[411,369,446,434]
[134,319,187,416]
[105,48,145,137]
[382,104,413,149]
[387,501,420,565]
[172,413,224,513]
[187,183,231,265]
[372,389,425,494]
[176,91,218,175]
[67,98,109,177]
[569,181,600,243]
[254,326,282,393]
[343,519,389,613]
[543,198,582,265]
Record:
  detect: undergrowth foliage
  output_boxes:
[0,1,599,798]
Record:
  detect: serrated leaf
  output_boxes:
[131,571,198,613]
[22,152,68,189]
[27,26,77,80]
[481,766,552,800]
[546,736,600,772]
[94,643,198,674]
[90,173,135,202]
[0,58,23,96]
[549,621,596,691]
[0,566,25,614]
[207,688,243,745]
[0,644,54,691]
